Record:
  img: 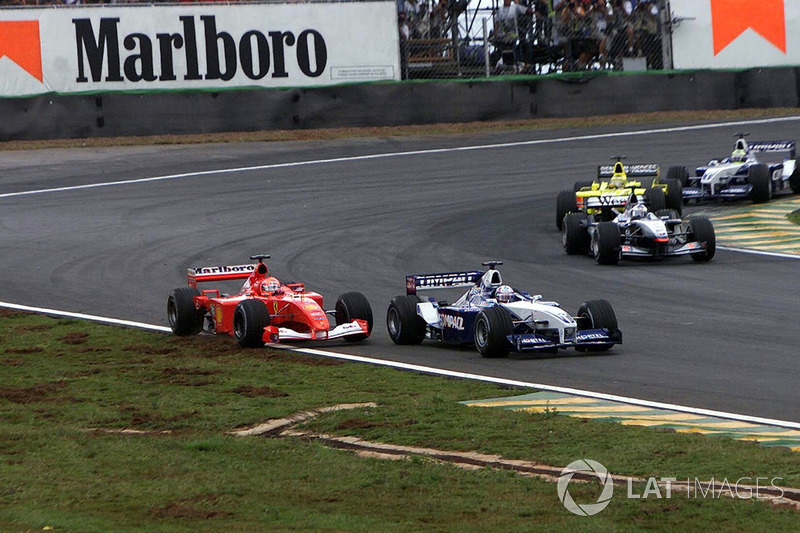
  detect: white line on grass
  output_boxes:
[2,299,799,431]
[2,115,799,200]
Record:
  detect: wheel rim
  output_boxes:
[387,308,400,337]
[591,233,599,258]
[233,309,245,340]
[562,224,568,247]
[167,298,177,328]
[475,317,488,347]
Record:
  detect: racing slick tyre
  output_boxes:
[167,287,204,336]
[336,291,374,342]
[591,222,621,265]
[233,299,270,348]
[474,306,513,358]
[687,216,716,262]
[644,187,667,212]
[664,178,683,215]
[556,190,578,230]
[790,167,800,194]
[577,299,618,352]
[666,165,689,188]
[563,212,590,255]
[749,164,772,204]
[386,295,426,345]
[573,180,593,192]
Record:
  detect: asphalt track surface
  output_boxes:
[1,118,799,422]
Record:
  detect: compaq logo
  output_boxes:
[0,20,43,82]
[72,16,328,83]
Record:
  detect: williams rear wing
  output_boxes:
[748,141,796,159]
[406,271,482,295]
[597,163,660,179]
[188,264,255,288]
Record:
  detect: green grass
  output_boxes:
[789,209,800,226]
[1,310,799,531]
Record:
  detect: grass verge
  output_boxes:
[789,209,800,226]
[1,310,799,531]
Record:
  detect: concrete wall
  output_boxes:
[1,67,799,141]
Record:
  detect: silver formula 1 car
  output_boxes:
[668,134,800,204]
[562,200,715,265]
[386,261,621,358]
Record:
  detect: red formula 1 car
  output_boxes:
[167,254,373,347]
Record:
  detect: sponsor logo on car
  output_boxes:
[440,314,464,331]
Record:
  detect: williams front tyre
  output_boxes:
[474,306,513,358]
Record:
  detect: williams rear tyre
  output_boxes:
[556,190,578,230]
[233,299,270,348]
[790,166,800,194]
[386,295,426,345]
[644,187,667,212]
[563,212,590,255]
[749,164,772,204]
[666,165,689,188]
[167,287,203,336]
[591,222,621,265]
[664,178,683,215]
[474,306,514,358]
[335,291,374,342]
[688,216,716,262]
[577,299,618,352]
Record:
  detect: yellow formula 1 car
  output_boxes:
[555,160,683,230]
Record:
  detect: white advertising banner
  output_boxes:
[0,2,400,97]
[671,0,800,69]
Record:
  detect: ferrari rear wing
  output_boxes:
[748,141,796,159]
[597,163,660,178]
[188,264,255,287]
[406,271,482,295]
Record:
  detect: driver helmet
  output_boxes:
[495,285,515,303]
[629,203,648,220]
[261,279,280,293]
[731,148,747,162]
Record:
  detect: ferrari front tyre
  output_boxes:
[386,295,426,345]
[666,165,689,188]
[664,178,683,215]
[688,216,716,262]
[577,299,618,352]
[233,299,270,348]
[563,212,589,255]
[336,291,373,342]
[556,190,578,230]
[644,187,667,212]
[591,222,620,265]
[167,287,203,336]
[749,164,771,204]
[474,306,513,358]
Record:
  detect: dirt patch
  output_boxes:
[115,404,200,428]
[124,344,178,355]
[4,347,44,354]
[58,332,90,345]
[156,366,220,386]
[0,382,66,404]
[149,502,232,520]
[2,358,24,367]
[257,351,344,366]
[13,324,53,333]
[232,385,288,398]
[0,308,27,318]
[75,347,111,353]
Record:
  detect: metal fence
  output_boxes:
[400,0,671,79]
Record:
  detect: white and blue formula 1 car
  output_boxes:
[667,135,800,204]
[386,261,621,358]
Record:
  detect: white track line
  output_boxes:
[2,299,799,431]
[718,246,800,260]
[2,115,800,200]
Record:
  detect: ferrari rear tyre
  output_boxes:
[666,165,689,188]
[577,299,617,352]
[386,295,426,345]
[664,178,683,215]
[688,216,716,262]
[167,287,204,336]
[474,306,513,358]
[233,299,270,348]
[749,164,772,204]
[336,291,373,342]
[644,187,667,212]
[592,222,620,265]
[563,212,589,255]
[556,190,578,230]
